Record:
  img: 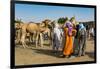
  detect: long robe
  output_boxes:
[73,24,80,54]
[63,28,76,56]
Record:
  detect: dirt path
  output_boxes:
[15,39,95,65]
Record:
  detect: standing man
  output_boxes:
[78,23,86,57]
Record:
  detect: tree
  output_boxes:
[58,17,68,24]
[70,16,75,22]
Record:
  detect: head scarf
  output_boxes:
[79,23,85,31]
[65,21,73,36]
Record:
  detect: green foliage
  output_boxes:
[70,16,75,22]
[58,17,68,24]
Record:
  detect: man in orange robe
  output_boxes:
[61,22,76,58]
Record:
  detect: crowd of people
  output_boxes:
[15,17,94,59]
[52,17,87,58]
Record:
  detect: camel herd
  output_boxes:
[15,19,55,48]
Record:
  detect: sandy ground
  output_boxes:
[15,39,95,66]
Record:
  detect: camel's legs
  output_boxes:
[36,32,39,47]
[40,33,43,47]
[21,33,27,48]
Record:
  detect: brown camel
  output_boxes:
[20,19,52,48]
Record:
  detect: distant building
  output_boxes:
[80,21,95,30]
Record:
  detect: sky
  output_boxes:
[15,3,95,23]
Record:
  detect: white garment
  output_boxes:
[54,27,61,41]
[89,28,94,36]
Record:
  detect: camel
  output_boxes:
[15,22,23,44]
[20,19,52,48]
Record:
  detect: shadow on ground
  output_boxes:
[31,48,62,58]
[86,52,95,59]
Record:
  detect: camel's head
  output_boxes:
[42,19,51,23]
[42,19,52,27]
[39,22,45,28]
[15,22,21,29]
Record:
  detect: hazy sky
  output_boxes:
[15,4,95,23]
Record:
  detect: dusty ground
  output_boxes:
[15,39,95,66]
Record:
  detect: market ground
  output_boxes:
[15,39,95,66]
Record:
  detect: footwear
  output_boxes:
[82,53,85,56]
[81,54,85,56]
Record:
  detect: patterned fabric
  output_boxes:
[65,22,73,36]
